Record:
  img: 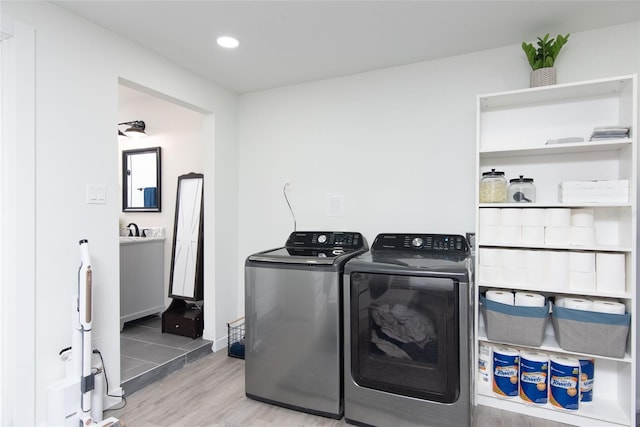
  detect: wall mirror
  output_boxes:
[169,173,204,301]
[122,147,161,212]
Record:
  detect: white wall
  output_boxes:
[237,21,640,312]
[2,2,239,425]
[118,84,205,308]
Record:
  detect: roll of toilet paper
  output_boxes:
[562,297,593,311]
[570,271,597,291]
[547,269,570,290]
[546,208,571,227]
[569,226,596,246]
[596,253,625,274]
[571,208,595,227]
[515,292,545,307]
[596,273,626,294]
[500,225,522,244]
[486,289,514,305]
[479,248,503,266]
[524,268,546,289]
[524,250,546,268]
[480,224,500,243]
[502,249,525,268]
[591,299,626,314]
[479,266,502,284]
[569,252,595,272]
[547,251,570,270]
[502,268,525,286]
[522,226,545,245]
[521,208,546,227]
[500,209,522,226]
[479,208,501,226]
[545,226,569,245]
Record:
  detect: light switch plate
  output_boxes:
[86,185,106,204]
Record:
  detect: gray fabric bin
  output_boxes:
[480,294,550,347]
[551,304,630,358]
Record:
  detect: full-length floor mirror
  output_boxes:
[168,173,204,301]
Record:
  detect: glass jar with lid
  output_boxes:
[508,175,536,203]
[479,169,507,203]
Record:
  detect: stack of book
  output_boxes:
[589,126,630,141]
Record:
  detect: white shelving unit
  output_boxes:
[474,75,637,427]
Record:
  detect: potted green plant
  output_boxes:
[522,33,570,87]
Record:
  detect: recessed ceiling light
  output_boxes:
[217,36,239,49]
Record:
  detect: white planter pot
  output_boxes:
[530,67,557,87]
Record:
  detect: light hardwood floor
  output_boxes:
[108,350,575,427]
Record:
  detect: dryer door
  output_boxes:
[349,272,460,403]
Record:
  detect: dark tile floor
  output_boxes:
[120,315,212,395]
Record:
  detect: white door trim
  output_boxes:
[0,15,36,426]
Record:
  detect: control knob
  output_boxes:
[411,237,423,248]
[318,234,327,244]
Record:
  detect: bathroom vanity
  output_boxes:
[119,237,166,330]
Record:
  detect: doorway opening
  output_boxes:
[117,82,210,394]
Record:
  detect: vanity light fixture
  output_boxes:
[216,36,239,49]
[118,120,146,138]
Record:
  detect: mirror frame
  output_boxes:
[122,147,162,212]
[168,172,204,302]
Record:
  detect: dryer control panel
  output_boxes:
[372,233,469,254]
[285,231,366,249]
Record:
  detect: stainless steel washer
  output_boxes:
[245,231,368,419]
[343,233,472,427]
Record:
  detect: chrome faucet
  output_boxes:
[127,223,140,237]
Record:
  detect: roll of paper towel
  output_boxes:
[479,208,501,226]
[486,289,514,305]
[545,208,571,227]
[562,297,593,311]
[554,295,569,308]
[571,208,595,227]
[515,292,545,307]
[591,299,626,314]
[521,208,546,227]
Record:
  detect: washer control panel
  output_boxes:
[372,233,468,254]
[285,231,366,249]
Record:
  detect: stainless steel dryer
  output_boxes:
[343,233,472,427]
[245,231,368,419]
